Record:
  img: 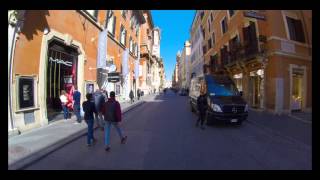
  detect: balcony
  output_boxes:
[221,41,260,67]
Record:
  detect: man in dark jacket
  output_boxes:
[73,86,81,123]
[93,89,105,130]
[129,90,134,104]
[137,89,141,100]
[196,81,208,130]
[82,93,97,146]
[101,91,127,152]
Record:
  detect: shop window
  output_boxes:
[233,73,243,91]
[17,76,36,110]
[46,40,78,120]
[286,16,306,43]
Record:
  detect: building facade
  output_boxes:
[8,10,148,135]
[198,10,311,114]
[190,11,204,79]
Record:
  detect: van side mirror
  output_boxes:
[239,91,243,96]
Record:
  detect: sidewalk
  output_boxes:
[247,109,312,147]
[8,94,153,170]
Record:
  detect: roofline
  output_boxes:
[190,10,198,34]
[133,10,146,24]
[143,10,154,28]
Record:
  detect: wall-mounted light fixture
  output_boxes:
[43,28,50,35]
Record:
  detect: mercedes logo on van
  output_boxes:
[232,106,237,113]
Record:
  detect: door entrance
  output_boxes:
[291,69,304,111]
[249,72,262,108]
[46,40,78,121]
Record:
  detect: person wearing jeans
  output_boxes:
[104,121,126,148]
[73,86,82,123]
[60,90,69,120]
[101,91,127,151]
[93,89,105,130]
[82,93,97,146]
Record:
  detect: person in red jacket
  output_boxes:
[101,91,127,152]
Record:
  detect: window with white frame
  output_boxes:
[121,10,128,18]
[120,25,127,46]
[285,14,306,43]
[135,43,138,56]
[106,11,116,36]
[129,37,133,52]
[130,17,134,29]
[85,10,98,21]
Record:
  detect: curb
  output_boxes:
[8,100,146,170]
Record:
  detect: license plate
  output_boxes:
[231,119,238,123]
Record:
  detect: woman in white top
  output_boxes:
[60,90,69,120]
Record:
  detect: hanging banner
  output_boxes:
[97,29,108,89]
[135,46,140,79]
[97,29,108,68]
[122,48,129,77]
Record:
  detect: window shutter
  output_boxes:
[294,19,306,43]
[212,32,215,45]
[249,22,258,53]
[286,17,296,41]
[124,30,127,46]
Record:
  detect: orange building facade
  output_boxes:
[8,10,147,134]
[197,10,311,114]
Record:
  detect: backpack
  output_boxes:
[104,101,117,122]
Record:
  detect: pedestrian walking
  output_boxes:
[82,93,97,146]
[196,80,208,130]
[60,90,69,120]
[137,89,141,100]
[73,86,82,123]
[129,90,134,104]
[93,89,105,131]
[101,91,127,152]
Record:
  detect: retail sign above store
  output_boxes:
[243,11,266,20]
[108,72,120,83]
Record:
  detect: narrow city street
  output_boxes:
[23,90,311,170]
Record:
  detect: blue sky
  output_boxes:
[151,10,195,81]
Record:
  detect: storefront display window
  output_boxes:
[233,73,243,91]
[292,70,303,111]
[46,40,78,121]
[18,77,35,110]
